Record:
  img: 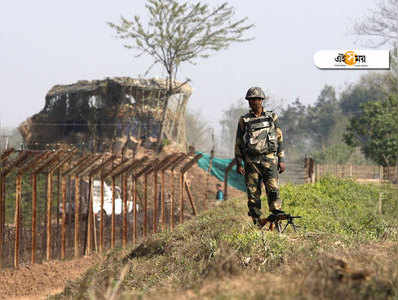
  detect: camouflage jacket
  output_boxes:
[234,109,285,166]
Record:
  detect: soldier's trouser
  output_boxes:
[244,157,281,220]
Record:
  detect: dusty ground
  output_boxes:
[0,255,100,300]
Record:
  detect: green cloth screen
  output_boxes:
[196,152,247,192]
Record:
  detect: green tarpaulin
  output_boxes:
[196,152,247,192]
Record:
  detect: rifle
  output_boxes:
[262,210,301,233]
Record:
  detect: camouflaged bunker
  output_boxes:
[19,77,192,153]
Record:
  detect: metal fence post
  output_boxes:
[153,162,158,234]
[74,175,80,257]
[14,174,22,268]
[111,176,116,248]
[224,159,236,201]
[61,174,66,259]
[46,172,53,261]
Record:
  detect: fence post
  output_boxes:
[304,157,309,183]
[179,172,184,224]
[86,177,93,255]
[205,150,214,210]
[171,170,175,230]
[14,174,22,268]
[74,175,80,257]
[56,170,60,226]
[99,179,104,253]
[144,174,148,237]
[161,170,166,231]
[30,152,55,264]
[184,182,197,215]
[309,158,315,183]
[153,163,158,234]
[180,153,203,217]
[46,172,53,261]
[122,175,128,248]
[61,174,66,260]
[1,175,6,268]
[111,176,116,248]
[132,176,137,244]
[0,175,4,268]
[224,159,236,200]
[395,163,398,183]
[1,149,15,268]
[169,154,187,231]
[1,178,5,236]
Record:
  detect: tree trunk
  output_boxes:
[156,72,173,152]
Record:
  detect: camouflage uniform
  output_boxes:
[235,107,285,223]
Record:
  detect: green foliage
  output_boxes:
[281,177,393,241]
[185,109,213,152]
[306,85,340,148]
[108,0,254,148]
[161,138,170,146]
[339,73,387,117]
[311,143,354,164]
[344,94,398,166]
[3,170,53,226]
[279,98,309,153]
[278,86,352,162]
[108,0,254,82]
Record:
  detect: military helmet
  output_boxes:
[245,87,265,100]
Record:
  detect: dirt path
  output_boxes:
[0,255,100,300]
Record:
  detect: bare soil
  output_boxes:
[0,255,100,300]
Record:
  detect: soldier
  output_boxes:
[235,87,286,227]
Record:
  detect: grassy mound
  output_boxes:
[54,178,398,299]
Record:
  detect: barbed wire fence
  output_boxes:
[0,148,204,269]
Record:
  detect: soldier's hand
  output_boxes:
[237,165,245,176]
[278,162,286,174]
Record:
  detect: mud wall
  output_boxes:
[19,77,192,152]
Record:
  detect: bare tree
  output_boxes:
[108,0,254,150]
[185,110,213,152]
[353,0,398,47]
[219,100,247,157]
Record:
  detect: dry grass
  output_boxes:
[53,177,398,300]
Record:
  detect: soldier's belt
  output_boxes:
[245,152,276,162]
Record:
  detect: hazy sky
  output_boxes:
[0,0,386,130]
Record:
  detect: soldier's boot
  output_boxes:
[248,205,263,225]
[248,211,258,225]
[248,213,268,229]
[268,190,282,215]
[257,217,271,230]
